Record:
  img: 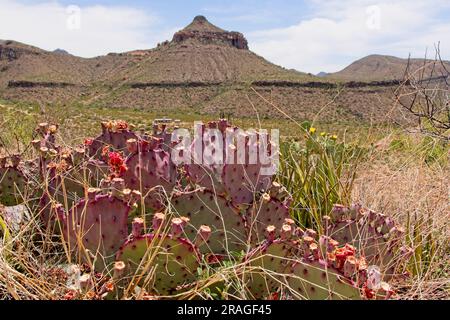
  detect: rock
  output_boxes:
[53,48,70,55]
[1,204,30,233]
[172,16,249,50]
[0,46,18,61]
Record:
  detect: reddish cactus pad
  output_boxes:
[123,144,176,211]
[62,192,130,271]
[87,121,138,159]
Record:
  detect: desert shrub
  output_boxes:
[276,125,368,231]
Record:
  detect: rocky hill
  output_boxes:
[329,54,450,82]
[0,17,435,124]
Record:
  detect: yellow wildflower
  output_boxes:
[309,127,316,134]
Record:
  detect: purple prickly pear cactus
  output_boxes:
[325,204,412,279]
[288,237,394,300]
[221,130,274,206]
[171,188,247,256]
[151,121,175,153]
[185,120,230,194]
[38,194,65,229]
[243,224,394,300]
[115,217,201,295]
[34,122,58,150]
[123,139,176,211]
[185,120,276,207]
[40,146,108,207]
[86,120,138,160]
[61,188,131,271]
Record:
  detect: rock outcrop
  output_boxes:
[172,15,248,50]
[0,45,18,61]
[0,40,42,61]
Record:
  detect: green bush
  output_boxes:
[277,128,367,231]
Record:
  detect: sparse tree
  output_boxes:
[394,44,449,141]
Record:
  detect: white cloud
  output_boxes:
[0,0,169,57]
[0,0,448,73]
[248,0,450,74]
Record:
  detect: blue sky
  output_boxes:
[1,0,449,73]
[49,0,317,31]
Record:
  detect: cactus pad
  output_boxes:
[242,238,293,299]
[171,189,247,256]
[325,204,410,277]
[61,190,130,270]
[0,161,28,206]
[123,140,176,211]
[247,194,290,244]
[86,121,138,159]
[222,164,272,206]
[185,121,229,194]
[287,259,363,300]
[116,233,200,295]
[221,130,274,206]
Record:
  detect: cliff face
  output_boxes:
[172,16,249,50]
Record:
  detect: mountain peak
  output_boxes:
[183,15,225,33]
[172,16,248,50]
[193,15,207,22]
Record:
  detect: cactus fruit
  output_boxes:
[86,120,138,160]
[0,156,28,206]
[116,217,201,295]
[325,204,411,278]
[61,188,131,270]
[123,139,176,211]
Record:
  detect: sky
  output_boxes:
[0,0,449,73]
